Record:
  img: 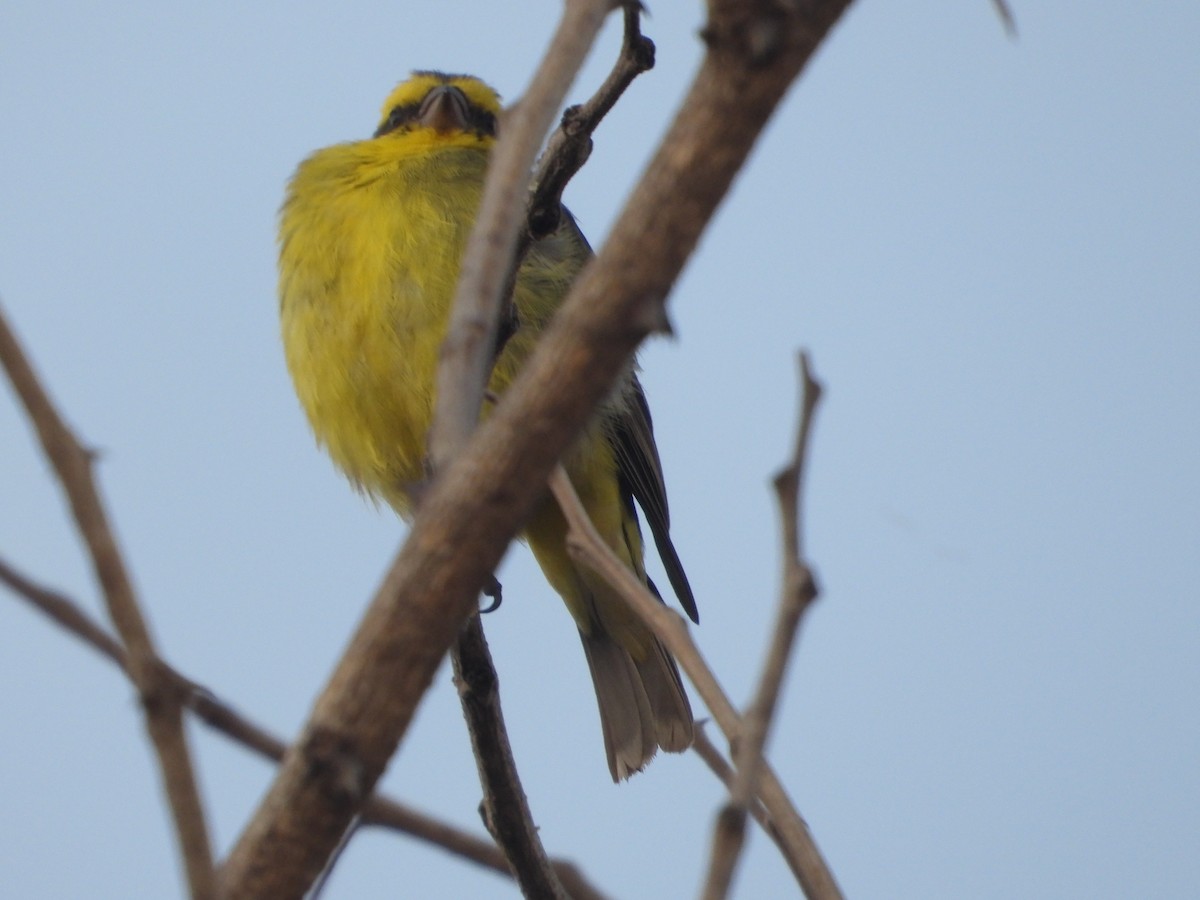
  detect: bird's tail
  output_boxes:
[523,468,694,780]
[579,625,693,782]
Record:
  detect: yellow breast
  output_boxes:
[279,139,490,510]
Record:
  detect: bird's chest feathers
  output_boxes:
[285,163,482,493]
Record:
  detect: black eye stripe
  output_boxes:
[467,107,497,136]
[374,102,422,137]
[463,106,492,135]
[373,94,498,139]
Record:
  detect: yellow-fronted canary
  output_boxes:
[279,71,698,780]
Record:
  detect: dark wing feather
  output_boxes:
[609,376,699,624]
[552,207,699,623]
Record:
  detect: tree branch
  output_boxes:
[528,1,656,240]
[220,2,856,894]
[441,14,657,884]
[429,0,618,469]
[548,465,838,897]
[702,352,824,899]
[431,2,628,894]
[451,616,567,898]
[0,302,216,899]
[990,0,1017,38]
[438,7,658,890]
[690,726,778,848]
[0,555,609,899]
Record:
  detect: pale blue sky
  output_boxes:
[2,3,1197,898]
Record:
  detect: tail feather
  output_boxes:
[635,638,693,753]
[580,628,694,781]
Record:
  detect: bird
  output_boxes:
[278,71,698,781]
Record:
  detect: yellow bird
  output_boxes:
[279,72,698,780]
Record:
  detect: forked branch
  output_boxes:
[547,354,833,897]
[0,555,609,899]
[549,459,839,898]
[701,352,824,899]
[0,302,215,899]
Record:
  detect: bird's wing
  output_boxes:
[610,376,699,624]
[541,207,699,623]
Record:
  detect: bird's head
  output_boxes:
[374,72,500,143]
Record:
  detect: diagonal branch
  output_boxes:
[0,302,215,899]
[429,0,619,469]
[990,0,1017,37]
[441,8,657,890]
[432,1,628,895]
[451,616,567,898]
[701,352,824,899]
[691,725,780,853]
[0,555,609,900]
[528,1,656,240]
[548,466,839,898]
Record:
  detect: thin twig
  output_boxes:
[0,554,127,666]
[0,555,609,899]
[702,352,823,900]
[528,2,656,240]
[549,465,840,898]
[362,798,610,900]
[452,616,568,899]
[0,302,216,899]
[690,725,778,848]
[990,0,1018,38]
[429,0,619,469]
[495,4,657,362]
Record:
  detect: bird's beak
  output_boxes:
[417,85,471,134]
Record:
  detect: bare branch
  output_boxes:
[362,799,612,900]
[528,2,656,239]
[437,10,658,884]
[0,554,127,666]
[429,0,618,469]
[702,352,824,899]
[691,745,830,900]
[452,616,568,898]
[549,466,839,897]
[221,2,855,893]
[428,2,624,894]
[690,725,779,851]
[0,302,216,899]
[363,798,610,900]
[990,0,1018,38]
[0,556,609,898]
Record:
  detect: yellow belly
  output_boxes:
[280,142,493,509]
